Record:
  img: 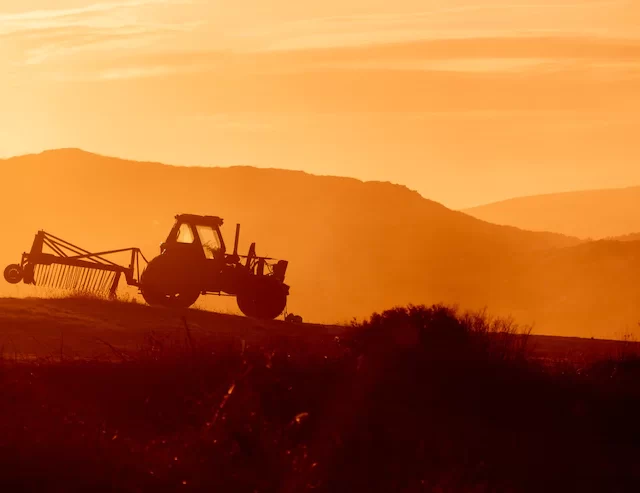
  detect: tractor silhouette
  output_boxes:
[4,214,290,320]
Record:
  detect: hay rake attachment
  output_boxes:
[4,231,148,298]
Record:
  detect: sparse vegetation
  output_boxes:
[0,303,639,492]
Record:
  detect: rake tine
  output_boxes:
[99,272,107,295]
[96,274,103,296]
[88,270,96,294]
[73,268,81,292]
[60,265,67,289]
[100,271,108,295]
[62,266,70,290]
[94,271,102,295]
[99,276,106,297]
[91,270,100,295]
[98,273,105,297]
[67,267,75,291]
[109,272,120,299]
[85,269,93,293]
[83,268,92,293]
[63,266,72,290]
[45,264,53,288]
[105,273,113,297]
[67,267,75,290]
[71,267,79,291]
[91,270,100,294]
[78,268,86,292]
[43,265,52,287]
[55,264,63,289]
[81,268,91,293]
[74,267,82,291]
[74,267,83,292]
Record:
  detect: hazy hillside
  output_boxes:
[610,233,640,242]
[465,186,640,239]
[2,149,640,338]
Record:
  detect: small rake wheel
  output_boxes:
[3,264,23,284]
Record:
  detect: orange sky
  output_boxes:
[1,1,639,208]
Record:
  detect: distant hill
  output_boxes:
[2,149,639,338]
[609,233,640,242]
[465,186,640,239]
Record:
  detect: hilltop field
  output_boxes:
[0,297,635,363]
[0,297,638,492]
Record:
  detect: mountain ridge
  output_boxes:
[6,147,431,201]
[1,149,637,338]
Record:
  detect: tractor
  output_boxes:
[3,214,290,320]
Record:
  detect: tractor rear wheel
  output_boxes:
[141,284,201,309]
[140,255,202,309]
[237,281,287,320]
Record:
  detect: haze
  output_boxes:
[2,0,640,208]
[3,149,640,340]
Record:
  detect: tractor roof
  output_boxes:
[175,214,224,227]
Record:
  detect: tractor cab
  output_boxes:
[162,214,226,260]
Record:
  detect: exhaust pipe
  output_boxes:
[233,224,240,256]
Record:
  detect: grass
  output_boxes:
[0,302,639,492]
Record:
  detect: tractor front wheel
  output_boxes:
[237,281,287,320]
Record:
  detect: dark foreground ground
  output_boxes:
[0,298,639,492]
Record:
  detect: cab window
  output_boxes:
[176,223,195,244]
[196,225,222,259]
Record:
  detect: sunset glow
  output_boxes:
[2,1,639,207]
[2,4,640,488]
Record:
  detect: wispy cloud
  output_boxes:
[76,35,640,77]
[234,1,630,50]
[2,0,197,64]
[0,1,188,30]
[4,0,638,82]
